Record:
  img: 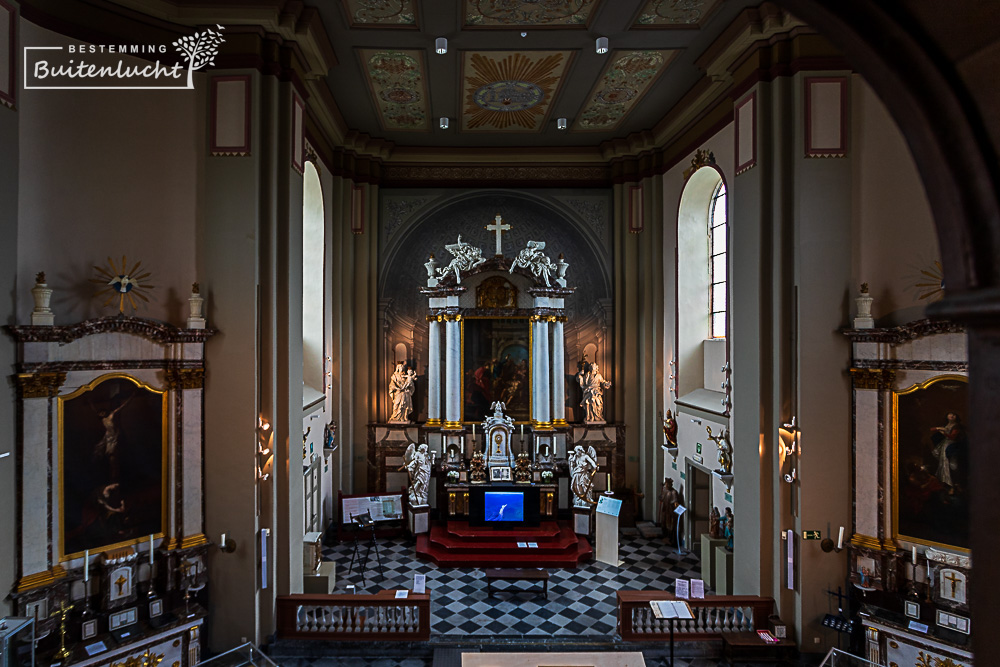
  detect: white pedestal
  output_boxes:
[714,545,734,594]
[700,535,727,590]
[303,561,336,594]
[595,509,619,567]
[409,504,430,535]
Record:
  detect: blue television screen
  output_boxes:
[484,491,524,522]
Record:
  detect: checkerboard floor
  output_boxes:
[322,529,705,639]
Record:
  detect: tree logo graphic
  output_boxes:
[173,25,226,89]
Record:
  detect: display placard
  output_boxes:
[341,494,404,524]
[596,495,623,516]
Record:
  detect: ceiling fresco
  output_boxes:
[464,0,599,27]
[359,49,431,131]
[632,0,721,27]
[573,50,676,131]
[342,0,417,27]
[461,51,573,131]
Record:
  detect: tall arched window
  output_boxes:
[709,181,727,339]
[302,160,325,401]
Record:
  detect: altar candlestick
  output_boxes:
[520,424,524,438]
[84,549,89,582]
[837,526,844,550]
[912,546,917,564]
[222,532,227,547]
[150,534,154,564]
[606,473,611,491]
[472,424,476,438]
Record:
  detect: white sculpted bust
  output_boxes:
[403,443,431,507]
[388,363,416,423]
[577,362,611,423]
[569,444,598,508]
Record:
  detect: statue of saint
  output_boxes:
[388,363,417,423]
[709,506,722,539]
[569,444,598,508]
[724,507,734,550]
[662,409,678,448]
[576,362,611,423]
[658,478,682,540]
[402,443,430,506]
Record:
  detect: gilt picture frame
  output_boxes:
[461,317,531,424]
[58,373,168,560]
[892,374,969,552]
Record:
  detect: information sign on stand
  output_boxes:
[595,493,621,566]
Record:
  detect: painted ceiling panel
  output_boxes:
[632,0,722,27]
[342,0,417,27]
[464,0,598,27]
[359,49,431,131]
[461,51,573,132]
[573,50,677,131]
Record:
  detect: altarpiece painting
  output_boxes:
[462,317,530,423]
[60,374,167,558]
[892,375,969,551]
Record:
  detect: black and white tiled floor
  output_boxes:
[323,531,703,638]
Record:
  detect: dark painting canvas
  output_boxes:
[893,375,969,551]
[61,375,166,557]
[462,318,530,423]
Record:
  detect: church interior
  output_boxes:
[2,1,999,666]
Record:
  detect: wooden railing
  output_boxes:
[276,592,431,641]
[617,592,774,642]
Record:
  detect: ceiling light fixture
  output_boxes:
[596,36,609,54]
[520,31,527,37]
[439,117,449,129]
[557,118,568,130]
[435,37,447,54]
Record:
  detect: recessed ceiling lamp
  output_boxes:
[435,37,448,54]
[520,31,528,37]
[596,36,609,54]
[439,117,450,129]
[557,118,568,130]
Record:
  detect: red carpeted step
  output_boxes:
[445,521,562,540]
[414,520,593,568]
[427,523,579,554]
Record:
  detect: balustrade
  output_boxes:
[276,591,431,641]
[617,592,774,642]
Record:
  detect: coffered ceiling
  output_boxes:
[321,0,756,148]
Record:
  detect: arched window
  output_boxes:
[302,160,325,400]
[709,181,727,339]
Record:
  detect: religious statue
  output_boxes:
[658,478,682,540]
[706,425,733,475]
[510,240,557,287]
[513,451,532,483]
[469,450,487,484]
[662,409,678,448]
[323,420,338,452]
[930,411,965,487]
[568,444,598,507]
[576,362,611,423]
[723,507,734,550]
[436,235,486,283]
[402,443,431,506]
[709,506,722,539]
[388,363,417,423]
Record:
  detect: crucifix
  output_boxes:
[115,573,128,595]
[943,570,962,597]
[486,214,511,257]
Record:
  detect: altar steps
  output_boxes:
[415,520,592,568]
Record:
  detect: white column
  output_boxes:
[536,318,551,426]
[426,318,441,424]
[531,317,543,424]
[444,316,462,427]
[551,318,566,425]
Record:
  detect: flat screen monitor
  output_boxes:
[469,485,540,529]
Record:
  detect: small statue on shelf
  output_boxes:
[469,450,487,484]
[662,409,678,448]
[706,425,733,476]
[724,507,734,551]
[709,506,722,539]
[513,451,532,483]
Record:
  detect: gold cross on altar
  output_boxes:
[115,574,128,595]
[486,214,511,257]
[943,570,962,597]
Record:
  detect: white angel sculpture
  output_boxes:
[568,444,598,508]
[436,235,486,283]
[403,443,431,507]
[510,240,557,287]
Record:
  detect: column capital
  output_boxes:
[165,367,206,390]
[16,372,67,398]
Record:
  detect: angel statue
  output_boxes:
[436,235,486,284]
[510,240,557,287]
[705,425,733,475]
[569,444,599,508]
[402,443,430,506]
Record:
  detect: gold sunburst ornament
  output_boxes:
[91,256,155,313]
[915,260,946,302]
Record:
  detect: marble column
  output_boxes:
[551,318,566,426]
[444,316,462,428]
[534,318,551,427]
[426,317,442,425]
